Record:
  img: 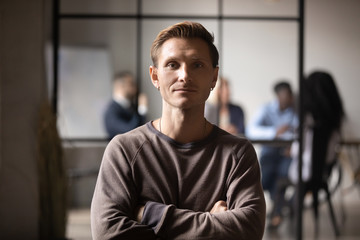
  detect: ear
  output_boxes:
[149,65,160,88]
[211,67,219,89]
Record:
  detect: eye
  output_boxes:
[194,62,204,68]
[166,62,178,69]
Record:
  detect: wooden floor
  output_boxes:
[66,182,360,240]
[263,188,360,240]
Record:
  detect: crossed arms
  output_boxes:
[91,138,266,240]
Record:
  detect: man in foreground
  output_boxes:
[91,21,266,239]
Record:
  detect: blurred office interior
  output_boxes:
[1,0,360,239]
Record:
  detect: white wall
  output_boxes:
[221,20,298,126]
[305,0,360,139]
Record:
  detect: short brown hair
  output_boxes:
[150,21,219,68]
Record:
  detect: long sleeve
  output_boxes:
[246,101,298,140]
[91,139,157,240]
[92,124,266,240]
[246,104,277,140]
[141,141,266,240]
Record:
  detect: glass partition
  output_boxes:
[58,19,137,138]
[222,20,298,126]
[56,0,300,139]
[142,0,218,16]
[60,0,136,14]
[223,0,298,17]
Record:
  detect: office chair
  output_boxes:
[303,126,341,237]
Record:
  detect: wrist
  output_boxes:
[135,205,145,223]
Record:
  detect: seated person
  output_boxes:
[246,81,298,227]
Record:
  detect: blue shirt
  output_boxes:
[246,100,298,140]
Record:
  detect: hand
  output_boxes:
[222,124,238,135]
[138,93,148,107]
[135,205,145,223]
[210,200,228,214]
[276,125,290,137]
[283,146,291,157]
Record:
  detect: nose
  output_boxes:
[178,65,191,83]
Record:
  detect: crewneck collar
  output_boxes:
[146,121,218,149]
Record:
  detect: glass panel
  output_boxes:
[142,0,218,16]
[223,0,298,17]
[140,19,219,121]
[60,0,136,14]
[59,20,137,138]
[222,20,298,127]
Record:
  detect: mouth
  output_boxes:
[174,87,197,93]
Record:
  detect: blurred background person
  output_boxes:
[285,71,345,228]
[205,77,245,135]
[246,80,298,227]
[104,71,148,139]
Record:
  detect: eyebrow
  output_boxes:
[160,53,211,65]
[165,56,208,62]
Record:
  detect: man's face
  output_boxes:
[124,76,137,98]
[150,38,218,110]
[277,88,293,111]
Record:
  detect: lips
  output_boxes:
[173,85,197,92]
[174,88,196,92]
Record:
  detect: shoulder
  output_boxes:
[104,124,151,158]
[105,100,121,112]
[228,103,244,114]
[263,100,277,111]
[253,101,273,117]
[214,128,259,176]
[107,99,117,108]
[111,124,150,145]
[215,127,256,159]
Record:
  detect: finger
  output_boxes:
[210,200,228,213]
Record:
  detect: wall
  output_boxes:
[0,0,47,238]
[305,0,360,139]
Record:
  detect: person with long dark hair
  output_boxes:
[273,71,346,229]
[290,71,345,184]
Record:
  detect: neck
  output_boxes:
[156,106,211,144]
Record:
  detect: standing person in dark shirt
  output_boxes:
[103,71,148,139]
[92,21,266,240]
[206,77,245,135]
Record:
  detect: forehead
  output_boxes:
[158,37,211,62]
[277,88,292,97]
[116,75,134,85]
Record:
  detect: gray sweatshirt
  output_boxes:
[91,122,266,240]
